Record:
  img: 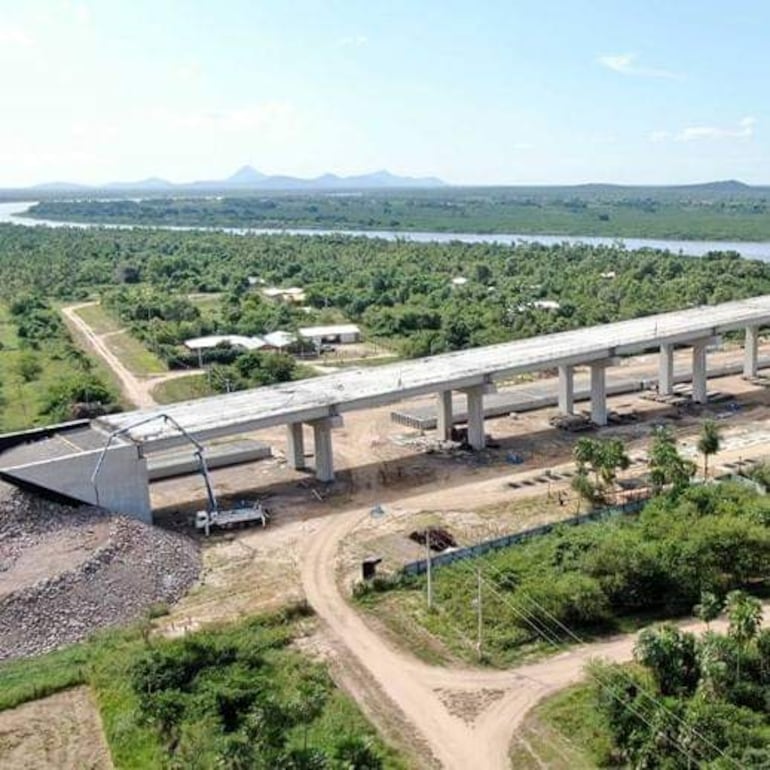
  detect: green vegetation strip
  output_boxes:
[25,185,770,240]
[357,483,770,667]
[0,606,405,770]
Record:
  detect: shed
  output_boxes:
[299,324,361,347]
[261,330,298,351]
[184,335,267,351]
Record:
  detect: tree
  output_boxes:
[726,590,763,681]
[697,419,721,479]
[648,427,696,495]
[694,590,723,630]
[634,624,700,696]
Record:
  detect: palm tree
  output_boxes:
[697,419,721,480]
[693,590,723,630]
[726,590,763,681]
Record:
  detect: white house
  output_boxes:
[299,324,361,347]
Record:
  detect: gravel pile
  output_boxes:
[0,481,201,660]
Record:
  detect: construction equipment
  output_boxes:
[193,448,269,536]
[92,413,269,536]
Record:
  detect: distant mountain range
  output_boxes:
[28,167,447,192]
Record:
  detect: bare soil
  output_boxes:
[0,686,113,770]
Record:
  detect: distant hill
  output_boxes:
[27,167,447,193]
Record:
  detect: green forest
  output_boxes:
[24,182,770,239]
[3,220,770,427]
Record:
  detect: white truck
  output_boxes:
[194,503,269,536]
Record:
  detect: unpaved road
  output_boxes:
[302,481,770,770]
[0,686,113,770]
[62,301,201,409]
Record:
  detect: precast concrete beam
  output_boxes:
[310,418,335,482]
[744,326,759,378]
[436,390,453,440]
[462,385,486,450]
[286,422,305,469]
[692,340,708,404]
[659,344,674,396]
[590,362,608,426]
[557,364,574,415]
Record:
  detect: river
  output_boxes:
[2,200,770,261]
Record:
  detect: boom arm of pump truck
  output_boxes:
[91,413,218,511]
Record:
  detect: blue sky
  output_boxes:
[0,0,767,186]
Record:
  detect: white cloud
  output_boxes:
[338,34,368,48]
[649,130,670,143]
[677,116,755,141]
[598,53,679,79]
[512,142,534,151]
[0,23,34,48]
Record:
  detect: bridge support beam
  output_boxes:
[692,340,709,404]
[436,390,453,440]
[463,385,486,450]
[590,362,608,426]
[557,365,574,415]
[658,344,674,396]
[286,422,305,469]
[310,418,336,482]
[744,326,759,379]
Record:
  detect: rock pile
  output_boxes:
[0,482,200,660]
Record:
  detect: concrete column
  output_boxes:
[692,340,708,404]
[744,326,759,379]
[464,385,486,450]
[311,419,335,482]
[557,365,574,415]
[590,363,607,426]
[658,344,674,396]
[436,390,453,440]
[286,422,305,469]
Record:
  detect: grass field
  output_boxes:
[72,302,124,335]
[0,303,116,431]
[509,685,613,769]
[151,373,214,403]
[105,331,166,376]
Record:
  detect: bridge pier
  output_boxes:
[286,422,305,469]
[557,364,574,415]
[436,390,453,440]
[691,339,709,404]
[462,385,486,450]
[590,362,608,426]
[744,325,759,379]
[310,416,342,482]
[658,343,674,395]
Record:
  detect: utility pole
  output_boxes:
[425,528,433,610]
[476,567,483,661]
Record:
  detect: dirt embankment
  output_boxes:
[0,482,200,660]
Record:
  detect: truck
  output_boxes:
[194,503,269,535]
[192,448,270,536]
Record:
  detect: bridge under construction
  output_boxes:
[2,295,769,521]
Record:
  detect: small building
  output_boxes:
[261,330,298,351]
[184,335,267,352]
[451,276,468,286]
[262,286,306,304]
[299,324,361,347]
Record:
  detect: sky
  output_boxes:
[0,0,768,187]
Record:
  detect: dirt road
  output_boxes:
[62,302,201,409]
[301,481,770,770]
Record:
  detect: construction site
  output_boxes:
[3,298,770,769]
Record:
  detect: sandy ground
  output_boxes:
[0,687,113,770]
